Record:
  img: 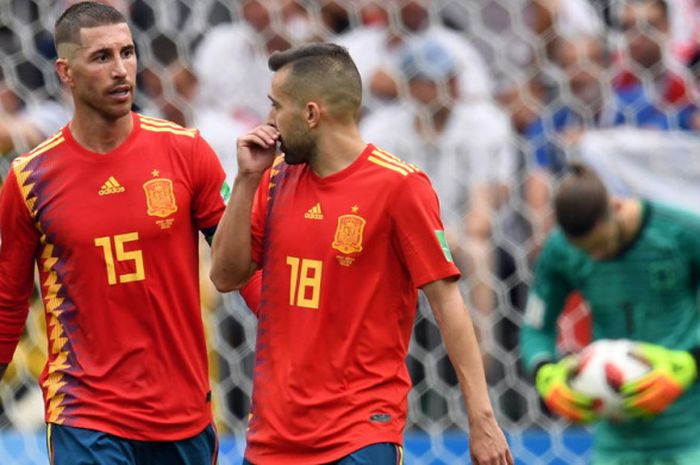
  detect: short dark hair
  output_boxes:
[54,1,126,50]
[268,43,362,121]
[554,162,610,237]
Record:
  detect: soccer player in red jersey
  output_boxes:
[0,3,225,464]
[210,43,513,465]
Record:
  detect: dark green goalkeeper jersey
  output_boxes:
[521,200,700,455]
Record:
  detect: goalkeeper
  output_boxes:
[521,162,700,464]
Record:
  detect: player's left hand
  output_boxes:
[468,414,514,465]
[621,342,697,418]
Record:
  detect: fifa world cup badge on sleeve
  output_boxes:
[435,230,454,263]
[143,172,178,218]
[332,205,365,267]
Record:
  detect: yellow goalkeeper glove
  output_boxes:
[536,356,598,423]
[621,342,697,419]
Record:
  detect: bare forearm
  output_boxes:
[423,280,494,422]
[427,283,514,464]
[210,173,261,292]
[443,308,494,421]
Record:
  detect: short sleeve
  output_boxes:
[389,172,460,288]
[191,133,227,232]
[0,168,39,363]
[239,269,262,317]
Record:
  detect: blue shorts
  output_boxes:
[242,442,403,465]
[47,422,218,465]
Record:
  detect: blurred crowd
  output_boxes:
[2,0,700,432]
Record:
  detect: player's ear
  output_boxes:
[306,102,320,129]
[55,58,73,86]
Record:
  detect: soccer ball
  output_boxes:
[568,339,651,421]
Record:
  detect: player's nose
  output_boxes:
[112,56,128,78]
[266,109,276,125]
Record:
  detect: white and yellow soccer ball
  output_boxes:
[569,339,651,421]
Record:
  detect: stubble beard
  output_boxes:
[281,132,316,165]
[82,85,134,122]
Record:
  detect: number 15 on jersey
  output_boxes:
[94,232,146,285]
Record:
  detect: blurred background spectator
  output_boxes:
[0,79,69,158]
[336,0,492,111]
[611,0,700,130]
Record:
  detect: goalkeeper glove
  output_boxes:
[536,356,598,423]
[621,342,698,418]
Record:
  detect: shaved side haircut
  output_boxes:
[268,43,363,122]
[554,162,610,238]
[54,1,126,51]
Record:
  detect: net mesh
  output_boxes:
[1,0,696,463]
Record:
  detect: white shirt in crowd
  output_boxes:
[360,100,515,230]
[337,24,493,104]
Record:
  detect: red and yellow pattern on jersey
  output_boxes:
[0,113,225,441]
[245,144,460,464]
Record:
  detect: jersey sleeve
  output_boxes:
[0,168,39,363]
[520,234,573,373]
[191,133,227,235]
[250,168,272,266]
[239,269,261,317]
[389,172,460,288]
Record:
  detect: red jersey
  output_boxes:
[0,113,225,440]
[245,144,460,464]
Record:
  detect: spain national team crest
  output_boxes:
[332,213,366,254]
[143,177,178,218]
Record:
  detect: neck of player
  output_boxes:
[69,110,134,154]
[310,121,366,178]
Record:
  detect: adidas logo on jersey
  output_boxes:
[304,203,324,220]
[99,176,126,195]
